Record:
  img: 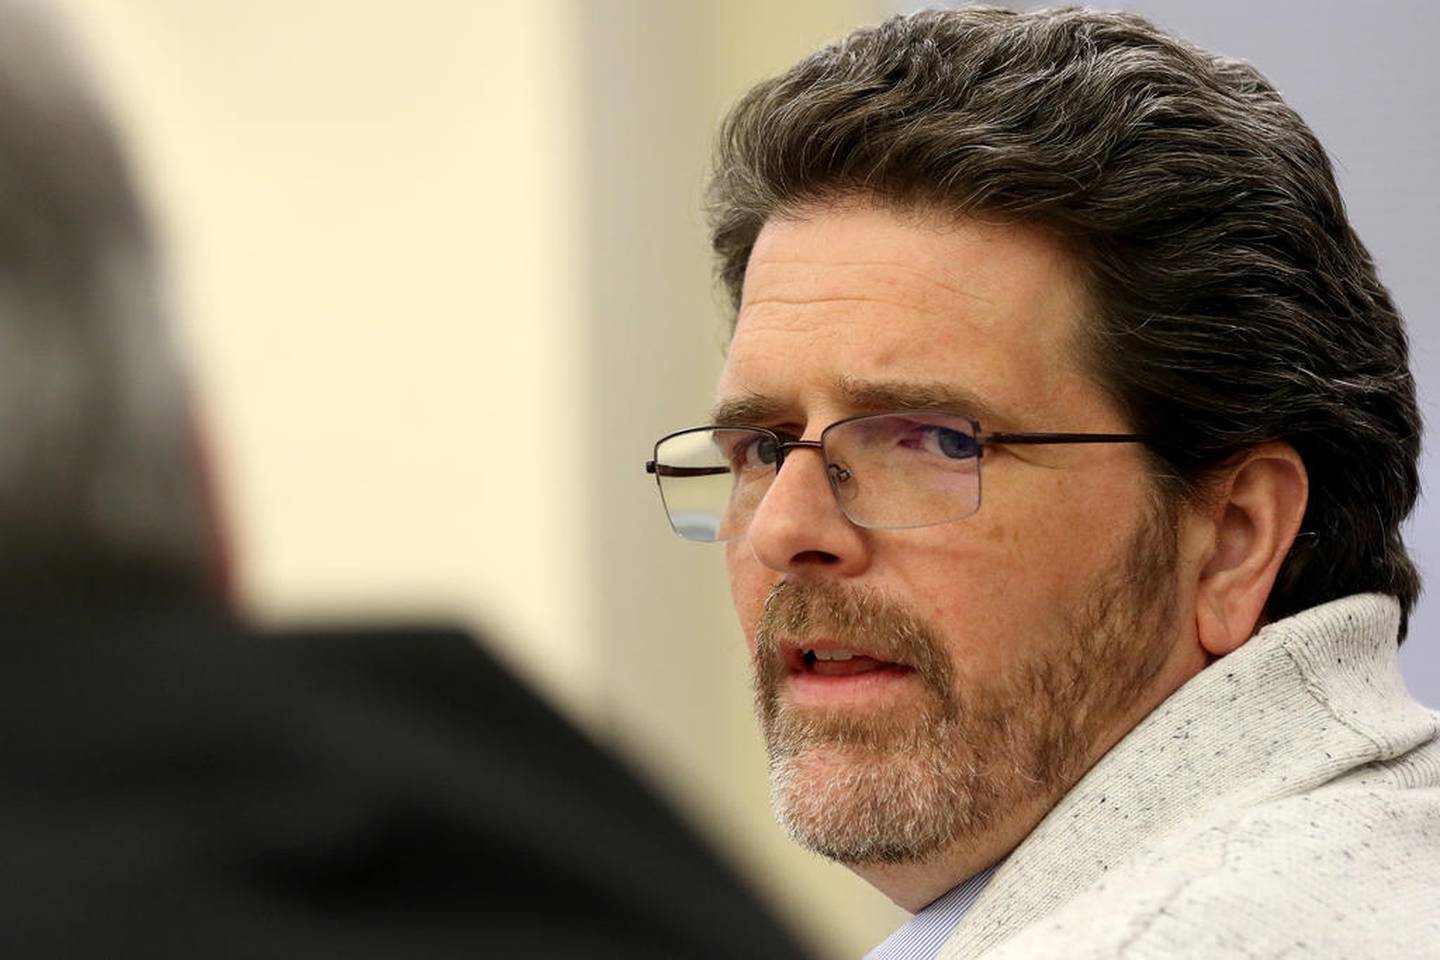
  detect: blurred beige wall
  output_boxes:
[55,1,900,957]
[55,0,598,715]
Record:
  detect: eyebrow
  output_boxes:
[709,393,788,427]
[836,377,1007,424]
[709,376,1011,429]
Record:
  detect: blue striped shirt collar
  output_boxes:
[863,863,1001,960]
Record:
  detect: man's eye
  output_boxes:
[750,436,780,467]
[920,425,979,460]
[730,434,779,470]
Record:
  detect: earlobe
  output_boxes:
[1195,590,1237,657]
[1194,443,1309,658]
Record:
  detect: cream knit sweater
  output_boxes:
[939,594,1440,959]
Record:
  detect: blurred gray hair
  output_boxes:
[0,0,221,606]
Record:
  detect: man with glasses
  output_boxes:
[646,8,1439,959]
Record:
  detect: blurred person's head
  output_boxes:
[654,6,1419,908]
[0,0,223,609]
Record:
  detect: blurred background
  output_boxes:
[48,1,1437,957]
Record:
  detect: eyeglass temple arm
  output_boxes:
[645,462,731,477]
[981,432,1150,446]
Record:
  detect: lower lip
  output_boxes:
[784,665,917,708]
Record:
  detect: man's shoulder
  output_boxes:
[985,754,1440,959]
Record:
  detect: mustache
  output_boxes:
[753,579,955,712]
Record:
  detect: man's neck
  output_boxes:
[849,800,1044,912]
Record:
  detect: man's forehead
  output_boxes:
[714,205,1112,434]
[743,205,1018,315]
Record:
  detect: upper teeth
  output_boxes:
[809,649,857,662]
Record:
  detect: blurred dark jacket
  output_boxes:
[0,610,810,959]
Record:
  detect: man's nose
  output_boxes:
[744,443,871,575]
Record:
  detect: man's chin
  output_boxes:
[766,740,981,866]
[767,739,890,781]
[763,696,945,753]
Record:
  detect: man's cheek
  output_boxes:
[735,586,767,649]
[725,548,768,628]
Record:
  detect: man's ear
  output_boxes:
[1194,442,1309,657]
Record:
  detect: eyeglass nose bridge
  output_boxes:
[772,437,823,466]
[771,438,854,489]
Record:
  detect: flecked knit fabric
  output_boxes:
[938,594,1440,959]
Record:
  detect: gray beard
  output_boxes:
[752,506,1177,866]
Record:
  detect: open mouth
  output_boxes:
[771,642,920,709]
[795,647,912,678]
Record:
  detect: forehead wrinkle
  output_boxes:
[743,256,996,313]
[741,293,917,310]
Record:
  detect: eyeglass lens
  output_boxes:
[651,413,983,542]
